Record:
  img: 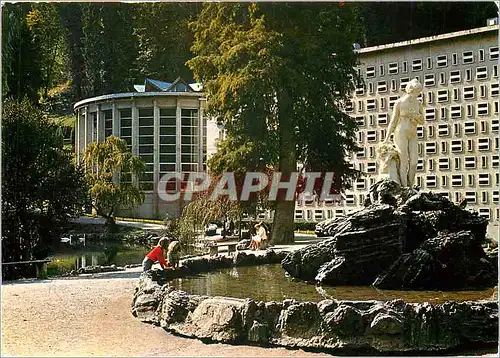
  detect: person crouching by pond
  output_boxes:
[142,237,169,272]
[167,240,182,269]
[249,223,267,250]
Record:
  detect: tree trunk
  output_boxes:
[271,90,296,245]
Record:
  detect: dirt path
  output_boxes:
[1,275,327,357]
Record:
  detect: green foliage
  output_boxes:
[294,221,318,232]
[1,98,88,274]
[83,136,146,226]
[188,3,363,243]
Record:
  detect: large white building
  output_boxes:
[294,23,499,239]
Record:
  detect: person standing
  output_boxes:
[142,237,169,271]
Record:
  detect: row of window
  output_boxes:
[294,205,499,221]
[357,66,499,96]
[364,47,499,78]
[418,172,500,189]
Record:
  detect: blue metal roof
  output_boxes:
[145,78,172,91]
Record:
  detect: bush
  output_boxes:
[294,221,318,231]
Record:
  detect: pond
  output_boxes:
[169,264,495,303]
[47,245,148,276]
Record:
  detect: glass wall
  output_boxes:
[119,108,133,184]
[138,108,154,191]
[159,107,177,192]
[181,108,199,172]
[103,110,113,138]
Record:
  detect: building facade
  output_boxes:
[294,24,499,239]
[74,78,210,219]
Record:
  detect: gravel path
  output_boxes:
[1,274,326,357]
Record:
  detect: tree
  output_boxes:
[2,98,88,277]
[188,3,362,244]
[83,136,145,228]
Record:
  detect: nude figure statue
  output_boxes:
[383,78,424,187]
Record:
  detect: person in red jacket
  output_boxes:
[142,237,169,271]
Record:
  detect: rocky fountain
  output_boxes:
[132,79,497,354]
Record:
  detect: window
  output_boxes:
[481,155,488,169]
[428,125,434,137]
[478,138,490,151]
[402,61,408,73]
[417,126,424,138]
[119,108,133,152]
[426,91,434,104]
[491,83,499,96]
[357,100,363,112]
[345,194,356,205]
[417,158,424,171]
[493,190,499,203]
[378,113,388,125]
[436,55,447,68]
[356,147,366,159]
[426,57,432,69]
[400,77,410,91]
[494,101,499,114]
[390,79,397,92]
[380,97,387,109]
[465,69,472,81]
[477,102,489,116]
[380,129,387,141]
[369,146,375,158]
[454,157,461,169]
[425,108,436,121]
[388,62,398,75]
[452,53,458,65]
[448,106,461,119]
[463,51,474,64]
[428,159,434,171]
[437,89,448,103]
[465,192,477,204]
[494,65,498,78]
[463,86,475,100]
[440,107,447,120]
[103,110,113,139]
[366,99,377,111]
[369,114,375,126]
[354,115,365,126]
[377,81,387,93]
[453,88,460,101]
[478,208,491,220]
[138,107,155,190]
[355,178,366,190]
[366,66,375,78]
[355,85,365,96]
[478,173,490,186]
[490,46,499,60]
[424,74,435,87]
[441,176,447,187]
[439,72,446,85]
[345,100,354,112]
[496,137,500,150]
[441,141,448,153]
[454,192,461,202]
[449,70,461,83]
[481,191,488,204]
[368,82,374,94]
[418,143,423,155]
[367,130,377,142]
[438,158,450,170]
[479,85,487,98]
[412,59,422,71]
[451,174,463,187]
[466,104,474,117]
[467,139,474,152]
[476,66,488,80]
[480,120,488,133]
[451,140,463,153]
[453,123,461,136]
[366,162,377,173]
[492,119,499,132]
[389,96,399,109]
[426,175,437,188]
[479,49,485,62]
[464,156,476,169]
[425,142,437,154]
[379,64,385,76]
[437,124,449,137]
[357,131,364,143]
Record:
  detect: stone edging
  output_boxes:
[131,250,498,354]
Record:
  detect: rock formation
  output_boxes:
[284,179,497,290]
[132,272,498,354]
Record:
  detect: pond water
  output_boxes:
[47,246,148,276]
[169,264,495,303]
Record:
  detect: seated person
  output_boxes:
[167,240,182,269]
[249,223,268,250]
[142,238,169,272]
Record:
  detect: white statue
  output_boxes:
[376,143,401,185]
[383,78,424,187]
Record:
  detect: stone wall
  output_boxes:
[131,251,499,354]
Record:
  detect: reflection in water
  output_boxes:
[169,264,494,303]
[47,247,148,276]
